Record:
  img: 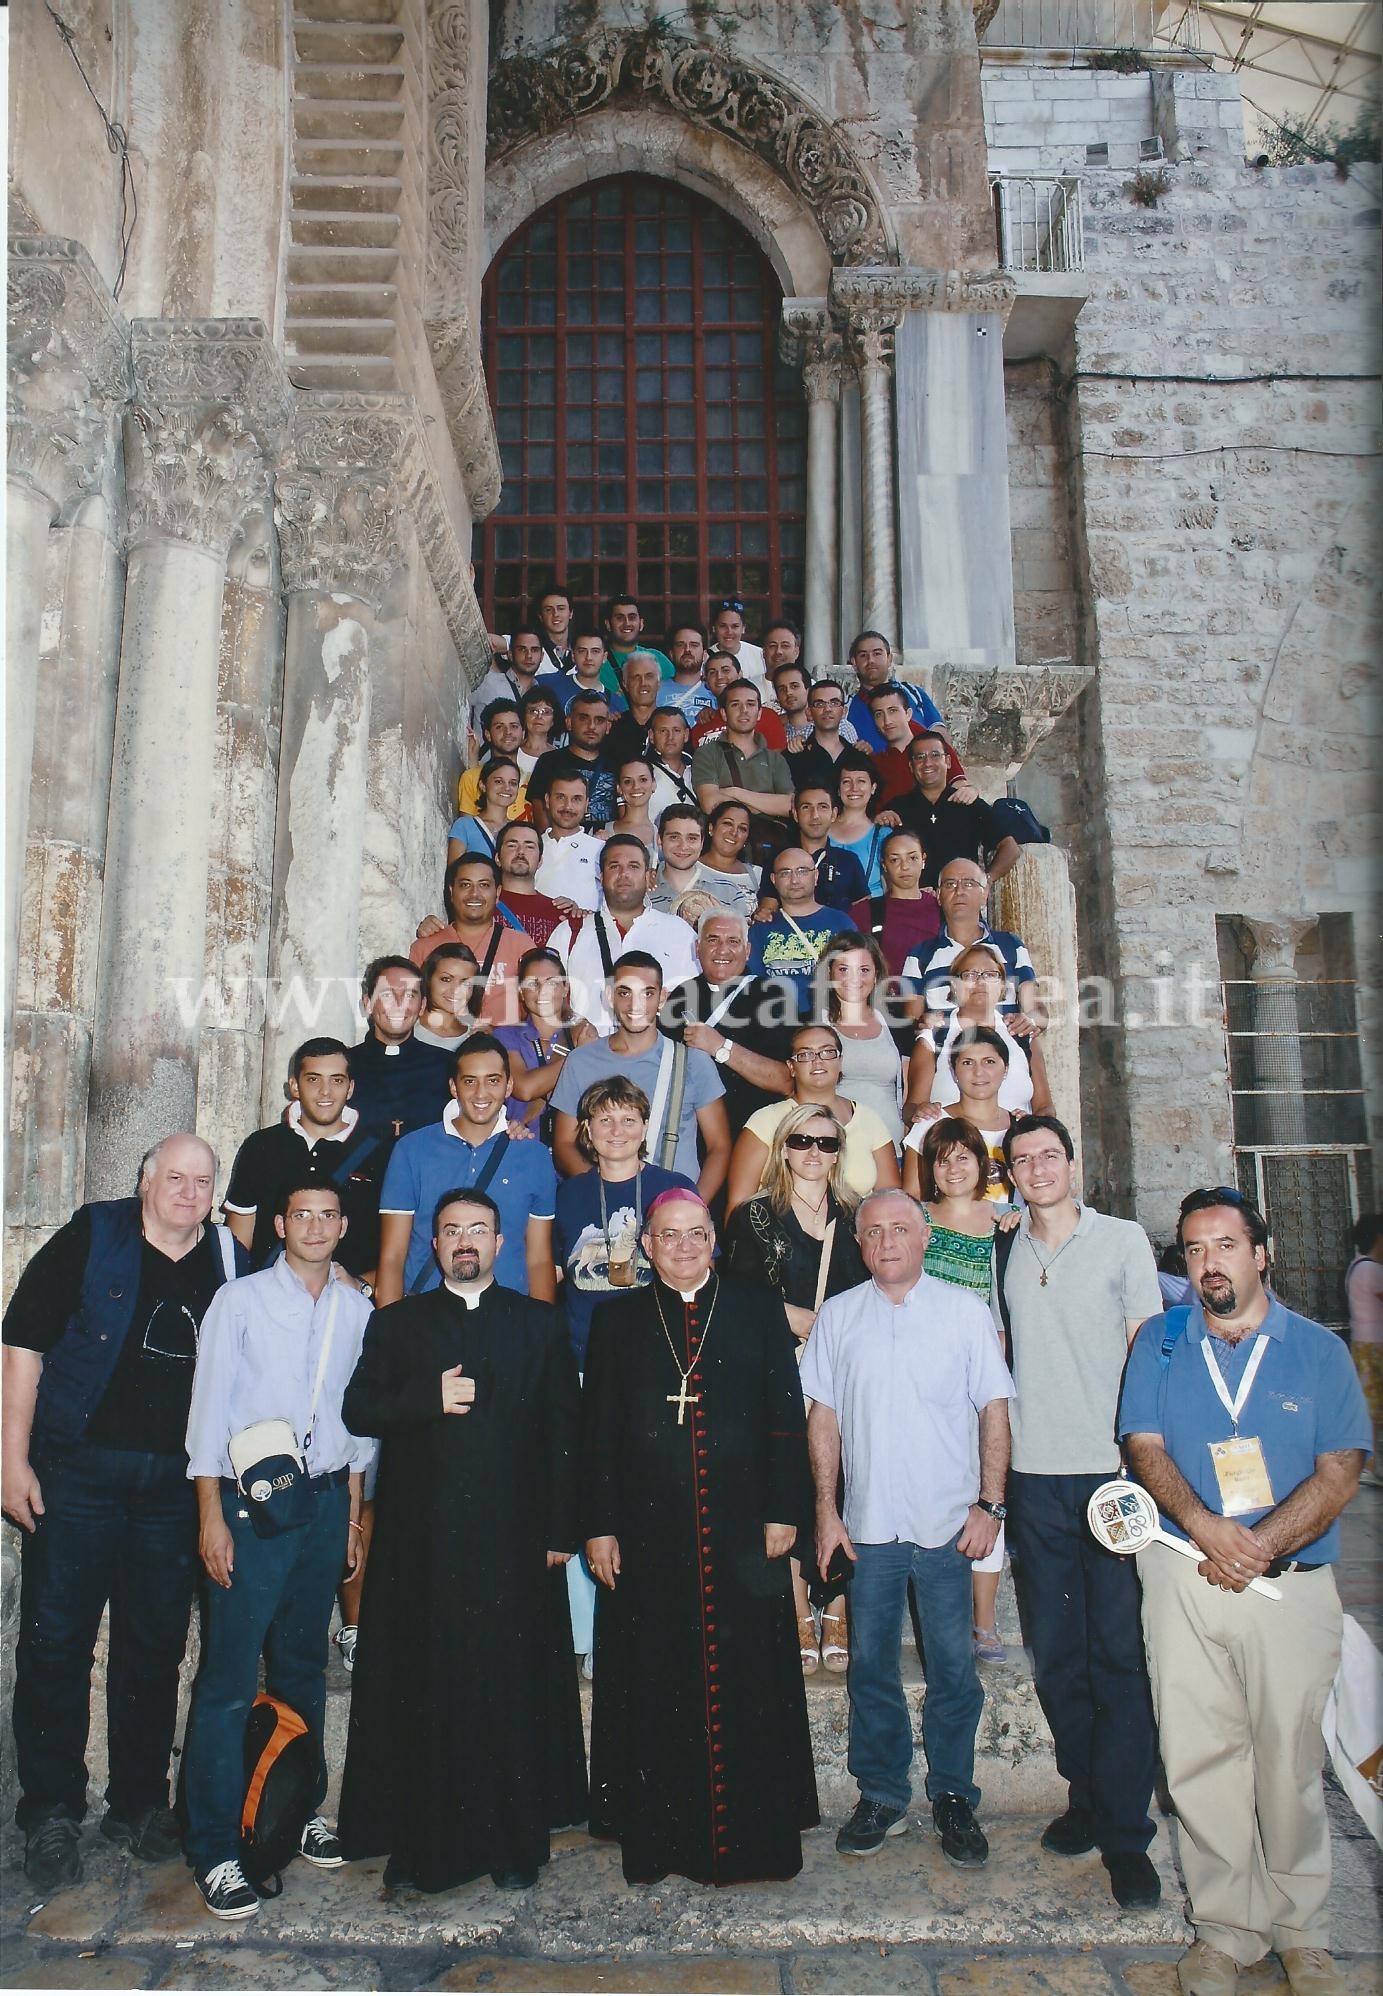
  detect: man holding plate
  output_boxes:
[1120,1186,1370,1996]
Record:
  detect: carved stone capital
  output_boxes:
[426,313,503,521]
[125,321,290,556]
[8,237,129,517]
[1243,916,1313,982]
[488,29,889,267]
[832,264,1016,325]
[934,663,1094,774]
[779,301,842,402]
[846,311,899,375]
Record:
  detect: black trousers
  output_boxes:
[13,1444,197,1829]
[1007,1468,1157,1855]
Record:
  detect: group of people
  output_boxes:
[1,591,1372,1996]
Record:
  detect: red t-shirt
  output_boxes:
[499,891,564,950]
[848,892,943,981]
[690,711,788,753]
[873,725,966,803]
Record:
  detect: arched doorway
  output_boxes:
[478,173,806,644]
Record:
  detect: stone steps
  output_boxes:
[290,208,402,250]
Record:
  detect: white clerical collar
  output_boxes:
[678,1273,713,1302]
[442,1100,508,1144]
[444,1280,493,1309]
[383,1043,400,1056]
[289,1100,360,1142]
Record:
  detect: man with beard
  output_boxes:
[337,1189,585,1892]
[581,1189,817,1884]
[1121,1189,1368,1996]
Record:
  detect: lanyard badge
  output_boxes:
[1201,1334,1275,1516]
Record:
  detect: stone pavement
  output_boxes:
[1,1489,1378,1993]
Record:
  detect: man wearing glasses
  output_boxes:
[338,1188,586,1894]
[784,679,859,792]
[903,859,1044,1035]
[3,1134,245,1894]
[581,1189,817,1884]
[748,847,858,1016]
[802,1189,1014,1868]
[895,733,1022,889]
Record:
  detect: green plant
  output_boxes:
[1128,164,1170,208]
[1086,47,1148,74]
[1263,102,1380,179]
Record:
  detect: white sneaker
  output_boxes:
[196,1858,259,1920]
[333,1624,358,1672]
[580,1651,594,1682]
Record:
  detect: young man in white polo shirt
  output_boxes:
[532,772,604,914]
[548,834,698,1036]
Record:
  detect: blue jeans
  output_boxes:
[13,1444,197,1830]
[847,1538,983,1813]
[181,1481,348,1868]
[1007,1470,1156,1854]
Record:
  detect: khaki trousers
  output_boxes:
[1138,1541,1342,1966]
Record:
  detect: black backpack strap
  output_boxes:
[327,1134,384,1187]
[993,1223,1017,1372]
[464,921,506,1019]
[593,914,617,984]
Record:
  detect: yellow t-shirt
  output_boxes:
[455,763,530,819]
[744,1098,894,1200]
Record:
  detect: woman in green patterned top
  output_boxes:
[916,1116,1015,1664]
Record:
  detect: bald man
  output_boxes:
[2,1135,247,1893]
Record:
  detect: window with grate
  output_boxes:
[478,175,806,645]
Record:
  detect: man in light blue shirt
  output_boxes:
[181,1179,376,1919]
[802,1190,1013,1870]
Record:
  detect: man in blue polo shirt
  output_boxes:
[374,1034,557,1308]
[1121,1187,1369,1996]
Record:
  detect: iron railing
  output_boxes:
[989,173,1086,272]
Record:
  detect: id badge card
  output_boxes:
[1208,1435,1275,1516]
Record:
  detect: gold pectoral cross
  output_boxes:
[667,1379,700,1425]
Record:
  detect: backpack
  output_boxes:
[990,796,1051,847]
[240,1694,321,1897]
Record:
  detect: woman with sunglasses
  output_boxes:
[414,942,480,1052]
[913,1116,1020,1665]
[553,1077,696,1677]
[910,940,1051,1118]
[447,756,526,864]
[724,1103,865,1674]
[818,931,907,1147]
[495,947,595,1135]
[726,1023,900,1217]
[828,752,893,896]
[698,799,759,918]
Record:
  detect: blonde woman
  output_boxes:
[724,1104,866,1676]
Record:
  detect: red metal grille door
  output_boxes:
[479,174,806,643]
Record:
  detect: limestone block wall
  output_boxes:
[982,56,1244,173]
[1038,138,1381,1228]
[1004,358,1079,669]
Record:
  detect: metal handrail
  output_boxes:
[988,173,1086,272]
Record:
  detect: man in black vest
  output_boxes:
[1,1133,246,1892]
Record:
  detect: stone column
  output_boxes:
[802,336,842,672]
[263,434,403,1111]
[993,845,1082,1180]
[1243,916,1313,1147]
[848,313,900,641]
[86,321,288,1197]
[5,240,128,1048]
[894,305,1017,672]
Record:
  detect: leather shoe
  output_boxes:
[1105,1850,1161,1910]
[1280,1948,1346,1995]
[1041,1807,1095,1856]
[1177,1941,1239,1996]
[491,1867,538,1890]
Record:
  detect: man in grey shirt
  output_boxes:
[999,1113,1164,1912]
[803,1191,1013,1870]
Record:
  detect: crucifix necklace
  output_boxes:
[653,1280,718,1424]
[1025,1220,1080,1287]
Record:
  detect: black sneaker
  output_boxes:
[195,1857,259,1920]
[1041,1806,1096,1856]
[101,1804,182,1862]
[834,1797,910,1857]
[1104,1850,1161,1910]
[932,1793,989,1868]
[24,1810,82,1893]
[299,1816,344,1868]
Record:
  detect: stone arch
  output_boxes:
[485,27,896,287]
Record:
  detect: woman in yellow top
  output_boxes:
[725,1021,900,1217]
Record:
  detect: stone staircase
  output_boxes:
[286,0,424,391]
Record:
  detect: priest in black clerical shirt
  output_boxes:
[581,1189,818,1886]
[337,1187,586,1893]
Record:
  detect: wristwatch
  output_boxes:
[713,1039,734,1065]
[976,1498,1007,1521]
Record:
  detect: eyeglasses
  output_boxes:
[142,1301,199,1361]
[650,1226,710,1247]
[789,1047,841,1063]
[714,598,746,615]
[285,1209,343,1227]
[955,969,1003,984]
[1180,1186,1249,1210]
[439,1222,493,1241]
[785,1132,841,1155]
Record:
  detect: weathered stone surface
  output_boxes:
[428,1956,780,1991]
[934,1954,1120,1994]
[154,1946,382,1989]
[0,1948,152,1990]
[790,1945,941,1991]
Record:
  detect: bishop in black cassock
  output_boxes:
[581,1189,818,1885]
[337,1192,587,1892]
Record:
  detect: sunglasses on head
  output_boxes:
[785,1131,841,1155]
[715,598,746,615]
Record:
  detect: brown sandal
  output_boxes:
[821,1612,849,1673]
[798,1614,820,1675]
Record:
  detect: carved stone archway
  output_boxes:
[486,28,896,274]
